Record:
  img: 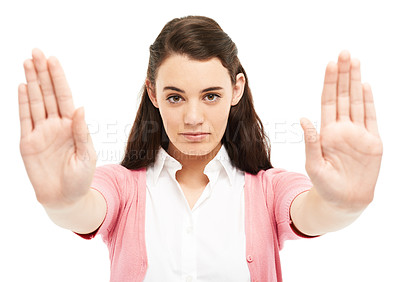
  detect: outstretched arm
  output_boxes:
[19,48,105,234]
[290,50,383,236]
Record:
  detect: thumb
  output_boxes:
[300,117,323,171]
[72,107,95,162]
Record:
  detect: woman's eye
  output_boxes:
[166,95,182,104]
[205,93,220,102]
[166,93,220,104]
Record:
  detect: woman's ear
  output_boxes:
[231,73,246,106]
[146,79,159,108]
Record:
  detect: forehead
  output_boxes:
[155,54,231,88]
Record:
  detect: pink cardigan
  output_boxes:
[75,164,315,282]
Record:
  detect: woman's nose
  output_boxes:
[183,102,204,126]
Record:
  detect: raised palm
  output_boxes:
[19,49,97,209]
[301,51,383,212]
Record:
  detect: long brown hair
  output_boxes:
[120,15,273,175]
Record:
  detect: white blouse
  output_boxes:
[143,144,251,282]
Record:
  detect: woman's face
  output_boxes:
[147,54,245,157]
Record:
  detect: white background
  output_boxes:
[1,0,399,281]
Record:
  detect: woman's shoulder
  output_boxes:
[248,167,289,179]
[256,167,307,176]
[94,163,146,184]
[92,164,147,198]
[250,167,310,186]
[95,163,145,174]
[247,168,312,199]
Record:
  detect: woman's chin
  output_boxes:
[168,141,220,159]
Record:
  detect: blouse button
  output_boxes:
[246,255,254,262]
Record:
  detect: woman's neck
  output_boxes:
[167,142,222,175]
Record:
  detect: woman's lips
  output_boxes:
[181,133,210,141]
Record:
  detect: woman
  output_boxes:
[19,15,383,282]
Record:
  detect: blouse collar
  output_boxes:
[152,143,235,187]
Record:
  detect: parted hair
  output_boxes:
[120,15,273,175]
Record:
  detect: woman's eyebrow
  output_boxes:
[163,86,224,93]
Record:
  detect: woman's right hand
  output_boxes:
[19,48,97,210]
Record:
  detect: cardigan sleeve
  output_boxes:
[266,168,319,249]
[72,164,126,243]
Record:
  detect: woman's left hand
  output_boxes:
[300,50,383,212]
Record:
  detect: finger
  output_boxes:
[321,62,338,128]
[32,48,60,118]
[18,83,33,138]
[48,56,75,119]
[72,107,96,162]
[300,118,324,174]
[337,50,351,121]
[363,83,379,136]
[350,58,364,125]
[23,59,46,125]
